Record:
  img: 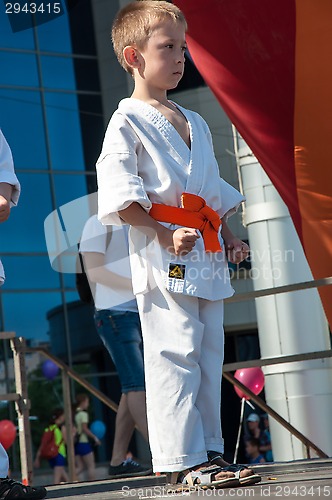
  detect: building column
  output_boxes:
[235,133,332,460]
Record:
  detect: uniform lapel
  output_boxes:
[119,98,191,171]
[175,104,205,196]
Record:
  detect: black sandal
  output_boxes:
[207,451,261,486]
[166,464,240,492]
[0,478,47,500]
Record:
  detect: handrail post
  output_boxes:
[10,337,33,485]
[61,370,77,482]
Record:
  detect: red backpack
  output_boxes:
[39,427,63,460]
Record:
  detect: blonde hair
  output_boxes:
[112,1,187,74]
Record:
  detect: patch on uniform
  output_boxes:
[168,264,186,279]
[167,263,186,293]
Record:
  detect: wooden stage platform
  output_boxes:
[45,458,332,499]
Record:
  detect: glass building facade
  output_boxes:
[0,1,104,357]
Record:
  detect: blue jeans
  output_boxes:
[94,310,145,393]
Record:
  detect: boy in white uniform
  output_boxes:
[97,1,260,490]
[0,130,47,499]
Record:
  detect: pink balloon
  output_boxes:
[234,367,265,400]
[0,420,17,450]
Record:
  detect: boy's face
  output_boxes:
[135,20,186,92]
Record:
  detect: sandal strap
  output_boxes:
[207,450,224,464]
[168,464,225,487]
[223,464,250,473]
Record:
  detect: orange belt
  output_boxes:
[149,192,222,253]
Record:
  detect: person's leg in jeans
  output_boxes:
[95,309,151,476]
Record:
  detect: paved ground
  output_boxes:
[44,458,332,499]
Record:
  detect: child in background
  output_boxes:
[73,393,101,481]
[260,414,273,462]
[34,408,69,484]
[245,438,266,465]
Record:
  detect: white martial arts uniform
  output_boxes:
[0,130,20,477]
[97,98,244,472]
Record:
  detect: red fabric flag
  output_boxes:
[175,0,332,327]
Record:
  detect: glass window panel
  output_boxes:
[62,294,103,355]
[2,256,60,290]
[76,93,104,172]
[47,296,102,361]
[62,273,76,289]
[0,9,35,49]
[0,51,39,87]
[67,0,97,57]
[37,9,72,53]
[54,174,88,207]
[44,92,85,170]
[0,173,52,253]
[41,56,76,90]
[1,291,63,344]
[0,90,48,170]
[65,291,82,304]
[72,58,100,92]
[48,175,92,276]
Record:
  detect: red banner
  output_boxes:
[175,0,332,327]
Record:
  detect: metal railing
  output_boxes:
[0,334,120,485]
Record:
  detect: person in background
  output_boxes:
[34,409,69,485]
[245,413,263,441]
[80,215,152,479]
[260,414,273,462]
[73,393,100,481]
[244,412,273,462]
[0,129,47,500]
[245,438,266,465]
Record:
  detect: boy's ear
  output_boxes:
[123,46,141,70]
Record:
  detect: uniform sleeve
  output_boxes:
[80,215,107,254]
[96,113,151,226]
[218,177,245,219]
[205,124,245,219]
[0,130,21,206]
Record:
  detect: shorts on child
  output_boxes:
[94,310,145,393]
[49,453,66,467]
[75,442,93,456]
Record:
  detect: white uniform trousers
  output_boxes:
[136,269,225,473]
[0,444,9,478]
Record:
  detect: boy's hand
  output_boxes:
[172,227,200,255]
[160,227,200,255]
[225,238,250,264]
[0,195,10,223]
